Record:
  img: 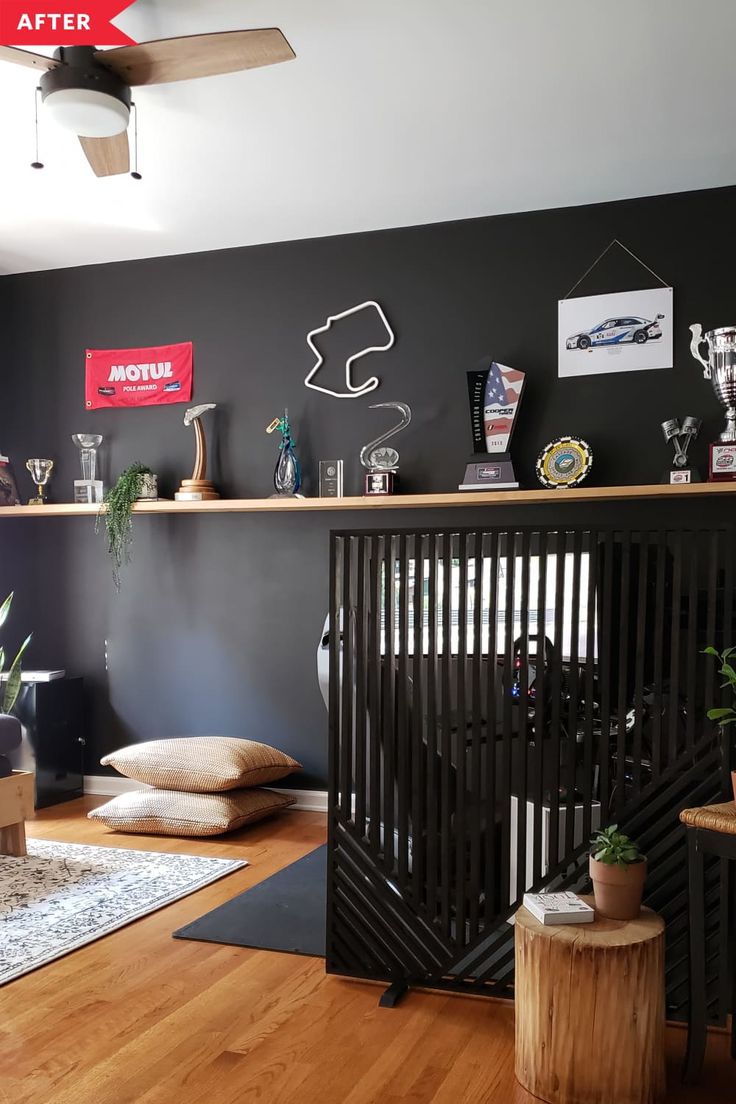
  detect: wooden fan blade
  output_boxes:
[79,132,130,177]
[95,28,295,86]
[0,46,61,71]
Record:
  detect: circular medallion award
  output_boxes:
[536,436,593,489]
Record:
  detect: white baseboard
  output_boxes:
[83,775,328,814]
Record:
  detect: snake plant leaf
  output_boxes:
[0,592,13,632]
[0,647,4,676]
[2,633,32,714]
[707,707,736,720]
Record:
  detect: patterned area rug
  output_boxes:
[0,839,246,986]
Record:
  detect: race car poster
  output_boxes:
[558,287,673,378]
[85,341,193,409]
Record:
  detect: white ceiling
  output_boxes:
[0,0,734,274]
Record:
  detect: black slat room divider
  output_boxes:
[327,522,734,1020]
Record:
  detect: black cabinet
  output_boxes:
[10,677,85,808]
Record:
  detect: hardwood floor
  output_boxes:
[0,797,732,1104]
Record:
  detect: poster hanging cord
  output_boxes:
[563,238,670,299]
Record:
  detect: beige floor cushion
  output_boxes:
[100,737,301,793]
[88,787,296,837]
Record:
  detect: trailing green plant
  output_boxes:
[97,462,152,589]
[703,645,736,726]
[590,824,641,867]
[0,592,32,714]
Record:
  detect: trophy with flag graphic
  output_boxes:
[459,358,526,490]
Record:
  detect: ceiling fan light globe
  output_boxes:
[44,89,129,138]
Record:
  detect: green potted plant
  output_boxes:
[97,462,155,589]
[703,645,736,801]
[589,824,646,920]
[0,591,32,776]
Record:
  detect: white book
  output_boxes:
[0,670,66,682]
[522,891,595,925]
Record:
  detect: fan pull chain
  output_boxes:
[130,101,142,180]
[30,86,44,170]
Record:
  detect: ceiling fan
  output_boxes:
[0,29,295,177]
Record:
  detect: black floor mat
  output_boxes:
[173,844,326,957]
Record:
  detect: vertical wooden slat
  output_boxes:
[484,528,500,917]
[685,535,698,752]
[515,529,531,903]
[382,533,396,873]
[705,530,719,711]
[340,536,354,823]
[631,530,650,796]
[548,529,567,874]
[440,531,453,933]
[581,529,598,845]
[396,532,410,888]
[564,528,583,860]
[615,530,632,816]
[411,532,425,909]
[531,530,548,885]
[500,531,517,908]
[667,530,683,769]
[368,535,382,856]
[326,533,342,967]
[597,530,614,817]
[469,530,483,940]
[650,530,667,780]
[426,531,439,919]
[354,535,367,837]
[455,530,469,943]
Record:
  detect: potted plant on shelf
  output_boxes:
[98,462,156,589]
[589,824,646,921]
[703,645,736,801]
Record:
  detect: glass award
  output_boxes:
[72,434,104,504]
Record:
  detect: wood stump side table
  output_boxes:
[0,770,34,856]
[515,897,666,1104]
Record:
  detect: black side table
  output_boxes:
[680,801,736,1084]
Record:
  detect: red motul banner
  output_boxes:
[0,2,136,46]
[85,342,193,410]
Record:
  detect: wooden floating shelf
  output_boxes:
[0,481,734,518]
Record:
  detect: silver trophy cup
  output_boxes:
[690,324,736,442]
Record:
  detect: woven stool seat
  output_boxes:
[679,801,736,835]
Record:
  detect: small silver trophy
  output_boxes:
[360,402,412,495]
[25,458,54,505]
[661,417,701,484]
[72,433,104,504]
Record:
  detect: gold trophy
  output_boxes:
[175,404,220,501]
[25,458,54,505]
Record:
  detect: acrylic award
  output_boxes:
[459,359,525,491]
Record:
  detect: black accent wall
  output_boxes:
[1,185,734,788]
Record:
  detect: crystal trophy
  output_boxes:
[266,410,303,497]
[72,433,104,504]
[460,359,525,491]
[660,417,701,484]
[690,324,736,480]
[25,458,54,505]
[360,402,412,496]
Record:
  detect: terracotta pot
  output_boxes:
[589,854,647,921]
